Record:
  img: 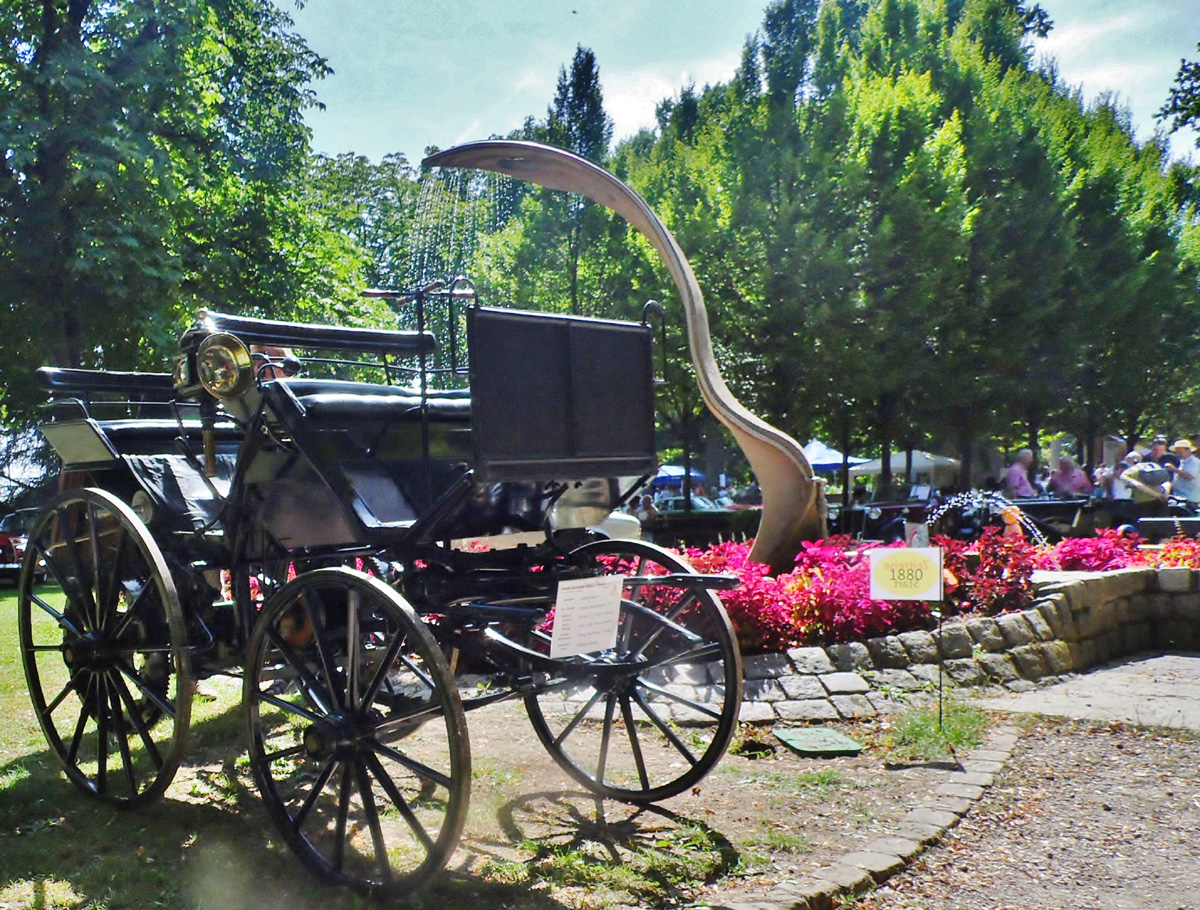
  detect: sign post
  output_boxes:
[868,546,947,727]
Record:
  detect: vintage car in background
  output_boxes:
[0,508,44,583]
[647,493,761,548]
[832,490,1093,543]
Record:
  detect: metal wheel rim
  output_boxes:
[17,487,193,807]
[524,539,743,802]
[243,567,470,895]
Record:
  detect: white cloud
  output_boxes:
[1037,12,1142,61]
[604,50,743,141]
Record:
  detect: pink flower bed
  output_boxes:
[683,527,1200,653]
[684,537,932,650]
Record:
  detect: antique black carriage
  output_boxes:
[17,275,745,894]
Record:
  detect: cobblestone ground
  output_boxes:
[855,718,1200,910]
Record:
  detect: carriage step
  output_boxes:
[445,602,548,624]
[631,572,741,591]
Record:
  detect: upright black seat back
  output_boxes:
[467,307,657,483]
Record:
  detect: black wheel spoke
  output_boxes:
[305,589,347,711]
[355,760,393,885]
[637,677,724,719]
[87,503,105,630]
[255,688,326,725]
[595,693,617,784]
[345,591,361,709]
[111,670,164,769]
[370,740,454,791]
[44,670,83,716]
[395,651,438,692]
[116,661,175,720]
[623,598,703,652]
[108,578,157,641]
[359,630,407,713]
[292,758,339,833]
[263,742,307,764]
[630,591,700,657]
[56,507,98,631]
[619,695,650,791]
[333,761,354,873]
[66,674,95,766]
[35,540,74,600]
[373,702,448,742]
[95,674,109,794]
[631,687,700,765]
[29,591,84,638]
[553,688,605,748]
[264,626,336,717]
[106,675,139,794]
[101,525,130,629]
[638,640,724,674]
[364,750,435,853]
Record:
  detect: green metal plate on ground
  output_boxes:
[774,727,864,756]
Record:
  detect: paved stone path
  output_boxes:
[977,652,1200,731]
[743,651,1200,910]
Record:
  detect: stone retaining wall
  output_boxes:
[739,567,1200,723]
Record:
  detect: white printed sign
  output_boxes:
[868,547,943,602]
[550,575,625,658]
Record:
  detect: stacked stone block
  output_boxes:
[734,566,1200,720]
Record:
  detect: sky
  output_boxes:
[289,0,1200,164]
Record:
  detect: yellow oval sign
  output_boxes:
[868,548,943,601]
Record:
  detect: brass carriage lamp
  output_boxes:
[195,333,254,400]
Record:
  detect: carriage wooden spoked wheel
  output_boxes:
[242,567,470,896]
[524,539,743,803]
[17,487,193,807]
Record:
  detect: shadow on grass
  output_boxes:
[2,684,749,910]
[0,698,373,910]
[463,789,742,908]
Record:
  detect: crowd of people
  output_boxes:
[1004,435,1200,521]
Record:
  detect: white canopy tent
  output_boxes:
[848,450,961,487]
[801,439,868,472]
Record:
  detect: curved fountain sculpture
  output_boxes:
[423,140,824,571]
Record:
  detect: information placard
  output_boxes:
[550,575,624,658]
[868,547,943,601]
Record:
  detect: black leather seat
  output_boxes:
[270,379,471,425]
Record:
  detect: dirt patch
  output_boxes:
[1,676,966,910]
[414,699,955,909]
[856,718,1200,910]
[152,688,959,909]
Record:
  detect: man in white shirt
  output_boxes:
[1167,440,1200,506]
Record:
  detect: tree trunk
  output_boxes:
[1026,421,1041,489]
[839,410,852,511]
[681,410,693,513]
[878,392,895,492]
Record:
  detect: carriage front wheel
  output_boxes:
[524,539,743,803]
[243,568,469,896]
[17,488,193,807]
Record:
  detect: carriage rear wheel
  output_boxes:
[243,568,469,896]
[17,488,193,806]
[523,539,742,803]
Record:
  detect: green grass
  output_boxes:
[744,825,813,855]
[2,584,747,910]
[883,697,991,761]
[498,819,736,909]
[747,766,853,802]
[0,585,373,910]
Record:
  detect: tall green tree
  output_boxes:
[1160,41,1200,149]
[0,0,362,422]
